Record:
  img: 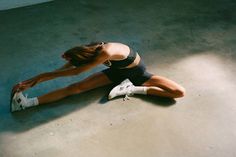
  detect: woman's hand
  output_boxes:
[12,77,40,93]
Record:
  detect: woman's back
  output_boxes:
[104,42,131,60]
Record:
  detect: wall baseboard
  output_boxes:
[0,0,53,11]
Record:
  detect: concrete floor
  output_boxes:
[0,0,236,157]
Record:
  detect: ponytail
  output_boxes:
[63,42,105,66]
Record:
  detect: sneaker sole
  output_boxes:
[10,90,15,113]
[10,91,23,112]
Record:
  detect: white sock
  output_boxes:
[131,86,148,95]
[108,79,148,100]
[25,97,39,107]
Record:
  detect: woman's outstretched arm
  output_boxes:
[12,51,110,93]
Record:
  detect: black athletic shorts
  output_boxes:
[102,60,153,86]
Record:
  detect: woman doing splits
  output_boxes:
[11,42,185,112]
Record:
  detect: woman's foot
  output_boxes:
[11,92,28,112]
[108,79,135,100]
[11,92,39,112]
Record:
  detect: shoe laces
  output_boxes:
[17,93,28,110]
[123,94,131,101]
[15,98,26,110]
[19,104,26,110]
[121,84,134,101]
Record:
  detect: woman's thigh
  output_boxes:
[67,72,113,93]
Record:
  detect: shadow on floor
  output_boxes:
[134,95,176,107]
[2,86,108,133]
[1,86,176,134]
[99,88,176,107]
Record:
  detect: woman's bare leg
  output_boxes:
[38,72,112,105]
[142,75,185,98]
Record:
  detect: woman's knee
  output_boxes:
[172,87,186,98]
[146,75,186,98]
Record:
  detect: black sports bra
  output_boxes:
[103,47,137,68]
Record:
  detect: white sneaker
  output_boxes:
[108,79,134,100]
[11,92,28,112]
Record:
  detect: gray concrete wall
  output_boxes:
[0,0,53,11]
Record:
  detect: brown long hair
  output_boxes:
[63,42,104,66]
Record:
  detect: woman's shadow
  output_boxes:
[5,85,175,133]
[99,88,176,107]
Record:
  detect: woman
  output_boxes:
[11,42,185,112]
